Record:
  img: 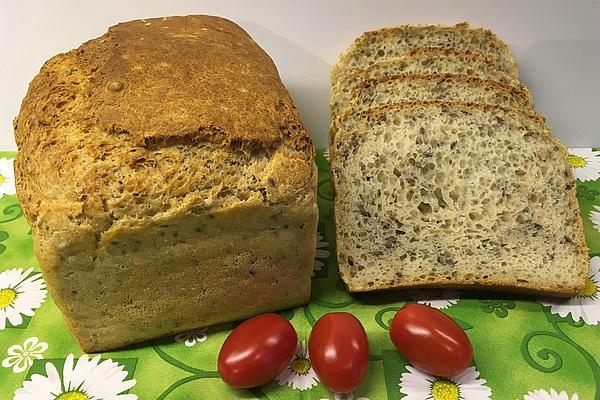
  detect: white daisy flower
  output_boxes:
[174,327,208,347]
[408,289,460,309]
[539,256,600,325]
[276,340,319,391]
[0,157,16,197]
[0,268,47,330]
[323,148,330,161]
[591,205,600,233]
[523,388,579,400]
[314,231,330,274]
[567,148,600,181]
[14,353,138,400]
[2,337,48,373]
[399,365,492,400]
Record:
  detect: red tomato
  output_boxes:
[218,313,297,388]
[308,312,369,393]
[390,304,472,377]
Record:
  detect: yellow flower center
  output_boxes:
[579,278,597,297]
[431,379,460,400]
[55,392,91,400]
[291,357,311,375]
[0,288,17,309]
[0,174,4,184]
[567,155,587,168]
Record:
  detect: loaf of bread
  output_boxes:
[14,15,318,351]
[331,101,588,296]
[331,22,519,84]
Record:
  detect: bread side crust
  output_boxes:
[38,199,317,352]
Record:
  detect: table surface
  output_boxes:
[1,0,600,150]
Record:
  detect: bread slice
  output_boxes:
[330,74,534,145]
[331,22,519,84]
[331,101,587,296]
[330,47,520,128]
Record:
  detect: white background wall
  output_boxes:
[1,0,599,150]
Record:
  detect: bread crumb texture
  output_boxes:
[331,22,519,84]
[330,47,519,125]
[333,102,587,296]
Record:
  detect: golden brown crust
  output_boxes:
[16,15,306,148]
[14,15,318,351]
[14,15,315,236]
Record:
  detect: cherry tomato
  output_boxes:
[308,312,369,393]
[390,303,472,377]
[218,313,297,388]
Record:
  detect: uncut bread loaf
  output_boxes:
[14,15,318,352]
[330,47,519,135]
[330,74,534,146]
[331,22,519,84]
[331,101,587,296]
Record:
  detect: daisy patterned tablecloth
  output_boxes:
[1,148,600,400]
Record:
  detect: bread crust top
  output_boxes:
[14,15,315,244]
[16,15,309,149]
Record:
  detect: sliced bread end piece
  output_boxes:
[332,102,587,296]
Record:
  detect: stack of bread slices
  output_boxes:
[330,23,588,296]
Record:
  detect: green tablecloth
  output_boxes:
[1,148,600,400]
